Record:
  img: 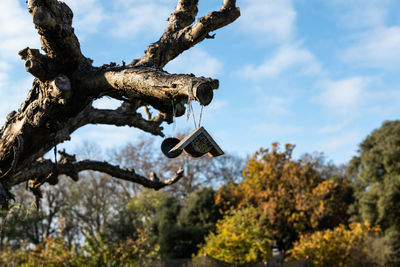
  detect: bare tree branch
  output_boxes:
[133,0,240,68]
[79,106,166,137]
[81,66,219,106]
[27,0,89,68]
[13,158,184,190]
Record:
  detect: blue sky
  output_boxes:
[1,0,400,164]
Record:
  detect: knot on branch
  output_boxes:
[222,0,237,10]
[30,1,73,29]
[58,149,76,164]
[56,149,78,182]
[18,48,49,81]
[28,0,86,67]
[48,75,72,104]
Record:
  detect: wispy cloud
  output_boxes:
[315,76,368,116]
[330,0,389,29]
[342,26,400,69]
[107,1,172,40]
[328,0,400,69]
[165,48,222,77]
[0,0,39,61]
[241,44,321,80]
[317,131,362,153]
[64,0,107,36]
[238,0,296,43]
[255,95,293,117]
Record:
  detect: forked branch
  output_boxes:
[133,0,240,68]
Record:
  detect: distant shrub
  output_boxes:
[288,222,394,267]
[198,206,272,264]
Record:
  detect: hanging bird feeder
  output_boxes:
[168,127,224,158]
[161,82,224,159]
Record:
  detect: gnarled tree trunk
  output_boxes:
[0,0,240,207]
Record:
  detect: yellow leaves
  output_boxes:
[288,222,382,267]
[198,207,272,265]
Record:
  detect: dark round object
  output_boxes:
[161,137,182,158]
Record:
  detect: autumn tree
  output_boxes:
[198,206,272,265]
[216,143,353,250]
[288,223,393,267]
[0,0,240,205]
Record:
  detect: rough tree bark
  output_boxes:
[0,0,240,206]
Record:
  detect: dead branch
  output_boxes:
[13,157,184,190]
[133,0,240,68]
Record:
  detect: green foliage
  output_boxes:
[144,188,222,259]
[178,188,222,249]
[198,206,272,264]
[348,120,400,251]
[82,231,139,266]
[288,222,394,267]
[0,237,83,267]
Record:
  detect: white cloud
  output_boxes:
[315,76,368,115]
[0,60,11,70]
[330,0,389,29]
[238,0,296,43]
[242,44,321,80]
[64,0,107,35]
[0,0,39,61]
[165,48,222,77]
[317,131,361,152]
[108,1,172,39]
[342,26,400,69]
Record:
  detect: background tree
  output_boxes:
[347,120,400,255]
[0,0,240,205]
[198,206,272,265]
[288,223,392,267]
[216,143,354,250]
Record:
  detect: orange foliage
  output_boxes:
[215,143,352,249]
